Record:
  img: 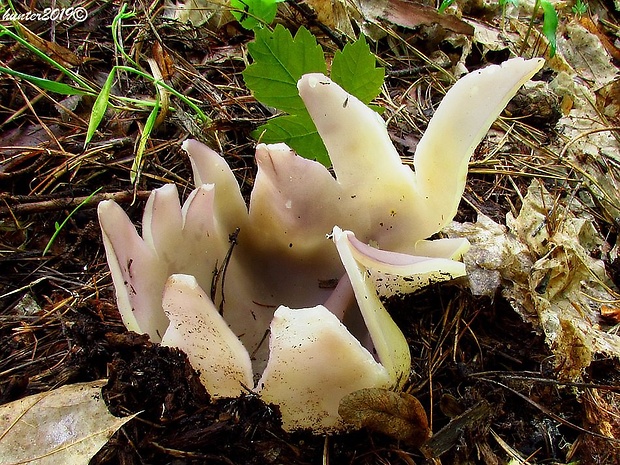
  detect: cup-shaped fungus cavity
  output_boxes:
[98,57,544,431]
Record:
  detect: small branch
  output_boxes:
[0,190,152,217]
[285,0,346,49]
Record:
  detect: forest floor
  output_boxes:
[1,0,620,464]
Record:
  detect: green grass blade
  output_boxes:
[131,93,161,184]
[0,66,88,95]
[541,0,558,57]
[0,24,94,92]
[113,65,210,125]
[438,0,456,13]
[85,68,116,147]
[111,3,138,67]
[42,187,103,256]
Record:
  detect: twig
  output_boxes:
[284,0,345,49]
[469,370,620,392]
[0,190,152,217]
[475,376,620,444]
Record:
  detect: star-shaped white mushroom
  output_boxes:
[98,57,544,431]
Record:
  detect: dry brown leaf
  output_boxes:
[165,0,233,27]
[16,23,85,68]
[579,16,620,63]
[601,304,620,324]
[597,79,620,124]
[560,23,618,88]
[445,180,620,379]
[152,42,175,81]
[0,380,135,465]
[339,388,431,446]
[357,0,473,36]
[306,0,355,36]
[464,18,519,56]
[578,389,620,460]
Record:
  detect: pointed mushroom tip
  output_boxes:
[477,57,544,80]
[255,142,296,166]
[181,139,222,161]
[502,56,545,74]
[272,304,290,319]
[97,198,126,226]
[297,73,330,91]
[181,138,210,158]
[254,144,269,164]
[196,183,215,193]
[149,184,179,203]
[166,273,198,289]
[97,198,114,212]
[530,57,546,72]
[331,226,354,243]
[257,142,293,153]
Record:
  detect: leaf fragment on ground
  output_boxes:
[339,388,431,446]
[165,0,232,27]
[0,380,135,465]
[15,23,85,67]
[304,0,355,37]
[548,22,620,221]
[421,400,492,459]
[506,180,620,379]
[356,0,474,36]
[444,180,620,379]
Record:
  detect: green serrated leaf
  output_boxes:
[331,36,384,104]
[85,69,116,147]
[541,0,558,58]
[368,103,385,115]
[243,24,327,114]
[572,0,587,15]
[0,66,87,95]
[253,113,330,166]
[231,0,279,30]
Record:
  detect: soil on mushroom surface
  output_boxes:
[1,1,620,463]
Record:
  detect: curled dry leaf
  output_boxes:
[445,179,620,379]
[338,387,431,446]
[0,380,135,465]
[16,23,86,67]
[356,0,473,36]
